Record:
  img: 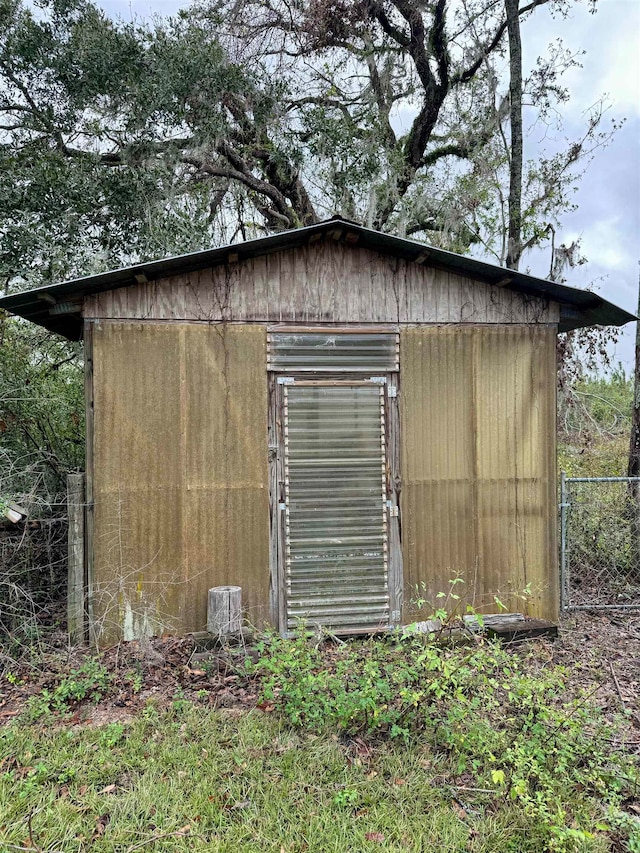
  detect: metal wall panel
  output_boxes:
[91,322,269,644]
[400,325,557,622]
[183,325,270,634]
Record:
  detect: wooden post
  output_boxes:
[67,473,85,644]
[207,586,242,637]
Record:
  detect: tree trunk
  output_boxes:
[629,266,640,480]
[505,0,523,270]
[628,264,640,576]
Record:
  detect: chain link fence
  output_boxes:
[560,474,640,611]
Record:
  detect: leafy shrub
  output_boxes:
[23,658,112,720]
[252,632,639,852]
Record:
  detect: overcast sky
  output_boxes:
[521,0,640,371]
[95,0,640,370]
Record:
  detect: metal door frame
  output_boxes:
[268,372,402,635]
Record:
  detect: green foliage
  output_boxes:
[0,0,617,276]
[253,633,638,851]
[558,436,629,480]
[98,722,126,748]
[332,787,359,808]
[1,700,636,852]
[560,477,640,590]
[22,659,112,720]
[0,313,83,636]
[0,314,83,493]
[558,369,638,595]
[558,367,632,476]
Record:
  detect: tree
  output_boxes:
[505,0,523,269]
[0,0,617,292]
[0,313,84,497]
[0,311,84,632]
[628,265,640,509]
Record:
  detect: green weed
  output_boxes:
[1,700,633,853]
[22,659,112,721]
[252,632,639,852]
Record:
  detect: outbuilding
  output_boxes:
[1,218,634,643]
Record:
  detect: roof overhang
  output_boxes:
[0,218,635,340]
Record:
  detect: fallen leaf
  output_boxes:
[352,737,372,758]
[98,784,117,794]
[257,701,275,713]
[177,825,191,835]
[91,813,111,840]
[364,831,385,843]
[452,800,467,821]
[393,777,406,786]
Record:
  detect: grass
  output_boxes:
[0,704,617,853]
[1,631,639,853]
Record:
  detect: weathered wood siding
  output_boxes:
[84,242,559,326]
[400,325,557,622]
[90,322,270,644]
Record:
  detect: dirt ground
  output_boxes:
[550,611,640,751]
[1,612,639,749]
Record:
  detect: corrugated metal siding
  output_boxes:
[84,243,560,326]
[91,322,269,644]
[284,383,390,631]
[400,325,557,622]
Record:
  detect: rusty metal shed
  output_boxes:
[1,218,634,643]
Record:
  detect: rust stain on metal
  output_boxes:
[91,322,269,644]
[400,325,557,622]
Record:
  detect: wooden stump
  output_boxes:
[207,586,242,637]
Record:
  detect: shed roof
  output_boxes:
[0,217,635,339]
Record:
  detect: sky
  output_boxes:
[95,0,640,370]
[520,0,640,371]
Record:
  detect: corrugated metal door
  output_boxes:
[283,381,390,632]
